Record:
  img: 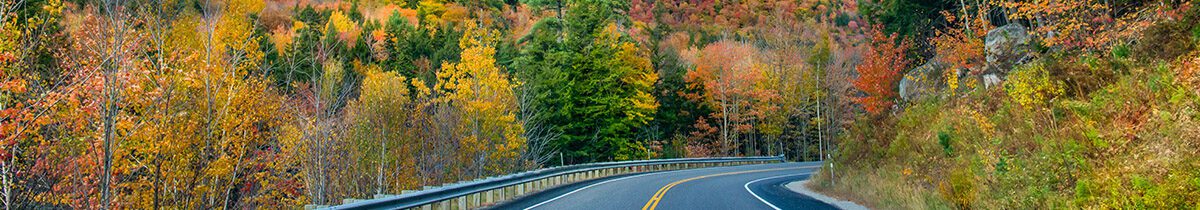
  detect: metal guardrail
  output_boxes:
[329,156,785,210]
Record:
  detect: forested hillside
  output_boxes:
[810,0,1200,209]
[1,0,856,208]
[5,0,1197,208]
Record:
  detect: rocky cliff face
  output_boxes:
[898,23,1034,102]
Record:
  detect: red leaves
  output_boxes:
[852,25,911,115]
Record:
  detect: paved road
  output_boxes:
[491,162,837,210]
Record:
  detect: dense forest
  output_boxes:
[1,0,853,208]
[3,0,1199,208]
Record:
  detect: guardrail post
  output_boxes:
[456,196,466,210]
[518,182,526,195]
[474,192,482,208]
[465,193,475,209]
[485,189,494,205]
[498,187,506,202]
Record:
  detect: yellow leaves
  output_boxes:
[594,23,624,48]
[292,20,307,31]
[612,40,660,123]
[224,0,264,15]
[433,19,526,174]
[208,3,264,74]
[40,0,64,23]
[946,68,960,93]
[458,21,500,50]
[319,60,346,105]
[407,77,431,98]
[1001,0,1111,49]
[271,26,296,50]
[326,10,362,44]
[360,66,411,108]
[1004,62,1064,109]
[417,0,448,31]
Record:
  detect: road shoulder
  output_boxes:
[784,180,870,210]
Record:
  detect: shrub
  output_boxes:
[1050,55,1121,98]
[1133,3,1199,61]
[1004,62,1065,108]
[941,166,976,209]
[937,129,953,157]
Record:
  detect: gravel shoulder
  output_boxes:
[784,180,870,210]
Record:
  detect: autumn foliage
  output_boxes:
[684,40,779,156]
[0,0,893,208]
[852,25,911,115]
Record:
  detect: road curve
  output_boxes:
[490,162,837,210]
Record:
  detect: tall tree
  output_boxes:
[435,21,526,176]
[852,26,911,115]
[515,0,657,163]
[684,40,777,156]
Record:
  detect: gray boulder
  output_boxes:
[899,24,1034,102]
[984,23,1033,75]
[899,59,949,101]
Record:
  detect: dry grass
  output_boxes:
[815,56,1200,209]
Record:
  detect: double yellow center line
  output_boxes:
[640,166,818,210]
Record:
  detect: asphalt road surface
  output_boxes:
[491,162,837,210]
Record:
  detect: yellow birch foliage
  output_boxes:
[326,10,362,44]
[1004,62,1064,108]
[436,22,525,174]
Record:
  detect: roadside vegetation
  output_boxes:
[811,0,1200,209]
[1,0,861,208]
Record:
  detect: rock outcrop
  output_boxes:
[899,59,949,101]
[898,23,1035,101]
[983,23,1033,78]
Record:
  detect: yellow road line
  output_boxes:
[640,166,819,210]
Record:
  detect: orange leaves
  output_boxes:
[1002,0,1111,50]
[0,78,27,94]
[684,40,780,153]
[685,40,760,102]
[853,25,911,115]
[933,11,986,73]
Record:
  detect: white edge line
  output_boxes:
[745,173,814,210]
[523,170,677,210]
[525,163,817,210]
